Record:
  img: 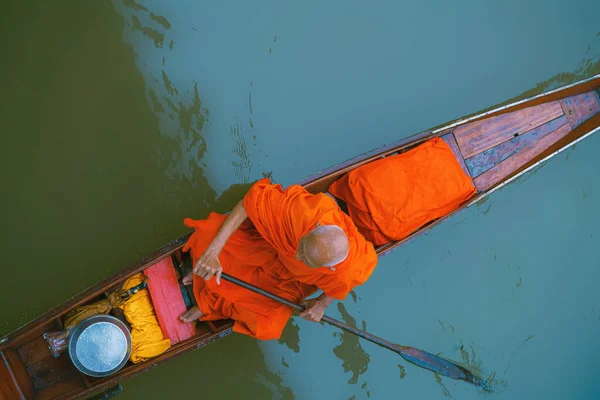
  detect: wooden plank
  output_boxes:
[2,321,61,353]
[144,257,196,345]
[465,115,569,177]
[454,101,564,158]
[441,132,472,178]
[537,111,600,161]
[2,350,34,400]
[0,364,23,399]
[436,75,600,131]
[17,336,52,367]
[1,352,27,400]
[0,379,21,400]
[26,353,81,390]
[35,374,85,400]
[474,123,572,191]
[560,91,600,129]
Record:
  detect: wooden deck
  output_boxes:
[561,91,600,128]
[450,90,600,192]
[145,257,196,344]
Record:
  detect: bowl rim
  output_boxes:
[68,314,132,377]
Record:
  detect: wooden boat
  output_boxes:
[2,74,599,400]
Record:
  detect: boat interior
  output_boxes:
[1,79,599,400]
[0,250,232,400]
[446,89,600,192]
[305,86,600,196]
[302,82,600,253]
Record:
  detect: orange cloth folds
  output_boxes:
[329,138,477,246]
[119,273,171,363]
[182,179,378,340]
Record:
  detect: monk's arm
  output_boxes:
[194,200,248,283]
[314,293,335,307]
[207,200,248,254]
[300,293,335,322]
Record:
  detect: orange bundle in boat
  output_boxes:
[329,137,476,246]
[119,273,171,363]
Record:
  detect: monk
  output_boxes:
[179,178,378,340]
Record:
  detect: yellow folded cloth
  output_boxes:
[119,273,171,363]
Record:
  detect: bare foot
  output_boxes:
[179,306,202,323]
[182,272,193,285]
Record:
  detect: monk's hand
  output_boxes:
[299,294,333,323]
[193,250,223,285]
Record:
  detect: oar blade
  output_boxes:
[398,346,475,382]
[221,273,482,386]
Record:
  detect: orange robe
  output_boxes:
[182,179,378,340]
[329,138,477,246]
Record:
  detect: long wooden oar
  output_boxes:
[221,272,482,386]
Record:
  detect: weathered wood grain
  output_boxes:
[474,123,572,191]
[26,353,80,390]
[560,91,600,129]
[455,101,564,158]
[1,350,34,400]
[36,375,85,400]
[441,132,472,178]
[465,115,569,177]
[17,335,52,367]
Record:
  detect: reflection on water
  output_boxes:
[398,364,407,379]
[2,0,600,399]
[0,0,217,334]
[117,0,212,191]
[278,317,301,353]
[131,15,164,48]
[436,323,509,395]
[229,119,254,183]
[118,0,271,195]
[333,304,370,385]
[150,12,171,29]
[123,0,147,12]
[0,1,293,398]
[256,370,296,400]
[123,334,296,399]
[441,32,600,133]
[434,372,454,399]
[512,37,600,102]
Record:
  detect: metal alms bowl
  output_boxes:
[68,315,132,377]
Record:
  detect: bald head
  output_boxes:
[296,225,349,268]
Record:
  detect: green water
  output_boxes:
[1,1,599,399]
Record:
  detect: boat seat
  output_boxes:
[144,257,196,345]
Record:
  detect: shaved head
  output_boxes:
[296,224,349,268]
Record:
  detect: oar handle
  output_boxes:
[220,272,480,385]
[221,273,303,310]
[221,273,398,351]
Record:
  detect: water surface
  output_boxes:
[1,1,599,399]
